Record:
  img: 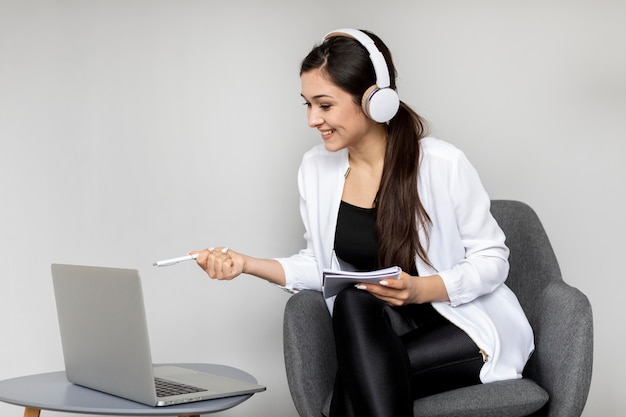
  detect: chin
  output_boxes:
[323,141,346,153]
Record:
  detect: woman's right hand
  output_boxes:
[190,247,246,281]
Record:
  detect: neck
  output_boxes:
[347,125,387,172]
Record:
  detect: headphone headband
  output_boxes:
[323,28,391,88]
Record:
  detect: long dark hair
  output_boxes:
[300,30,432,272]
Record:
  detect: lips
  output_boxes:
[320,129,335,138]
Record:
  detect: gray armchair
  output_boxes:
[283,200,593,417]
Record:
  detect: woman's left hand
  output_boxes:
[357,272,449,306]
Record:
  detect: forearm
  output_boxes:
[243,256,286,287]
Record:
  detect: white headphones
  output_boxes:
[323,28,400,123]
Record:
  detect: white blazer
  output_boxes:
[275,137,534,383]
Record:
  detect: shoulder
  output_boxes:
[420,136,466,162]
[418,137,480,186]
[419,136,478,174]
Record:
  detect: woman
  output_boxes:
[192,28,534,417]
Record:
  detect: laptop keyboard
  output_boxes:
[154,377,207,397]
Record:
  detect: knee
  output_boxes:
[333,287,383,324]
[335,287,368,312]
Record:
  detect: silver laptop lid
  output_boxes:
[52,264,159,405]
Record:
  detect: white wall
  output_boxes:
[1,1,623,416]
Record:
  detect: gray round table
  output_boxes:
[0,363,260,417]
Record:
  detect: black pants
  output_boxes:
[329,288,483,417]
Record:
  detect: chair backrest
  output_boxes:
[490,200,593,416]
[489,200,563,324]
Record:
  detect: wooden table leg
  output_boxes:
[24,408,41,417]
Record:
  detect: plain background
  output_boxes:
[1,1,624,416]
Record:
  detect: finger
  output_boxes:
[365,290,402,306]
[364,282,409,304]
[217,254,232,276]
[357,282,394,298]
[193,248,213,264]
[223,259,236,279]
[206,252,219,278]
[194,250,209,272]
[378,278,406,289]
[211,247,231,261]
[214,255,236,280]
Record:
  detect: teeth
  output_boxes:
[321,130,333,136]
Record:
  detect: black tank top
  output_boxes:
[334,200,420,276]
[334,201,378,271]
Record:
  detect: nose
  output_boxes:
[307,108,323,128]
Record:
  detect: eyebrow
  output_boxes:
[300,93,335,100]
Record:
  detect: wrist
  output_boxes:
[412,276,426,304]
[414,275,449,304]
[241,254,250,275]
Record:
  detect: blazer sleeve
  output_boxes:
[429,148,510,307]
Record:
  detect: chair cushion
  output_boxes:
[322,378,548,417]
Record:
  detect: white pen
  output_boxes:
[153,254,199,267]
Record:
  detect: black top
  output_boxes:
[334,200,378,271]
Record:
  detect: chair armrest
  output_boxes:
[283,290,337,417]
[527,282,593,417]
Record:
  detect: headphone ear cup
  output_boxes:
[362,85,400,123]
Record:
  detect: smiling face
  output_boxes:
[301,69,380,153]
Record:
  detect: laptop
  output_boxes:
[51,263,266,406]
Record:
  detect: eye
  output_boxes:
[319,103,332,111]
[302,101,311,108]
